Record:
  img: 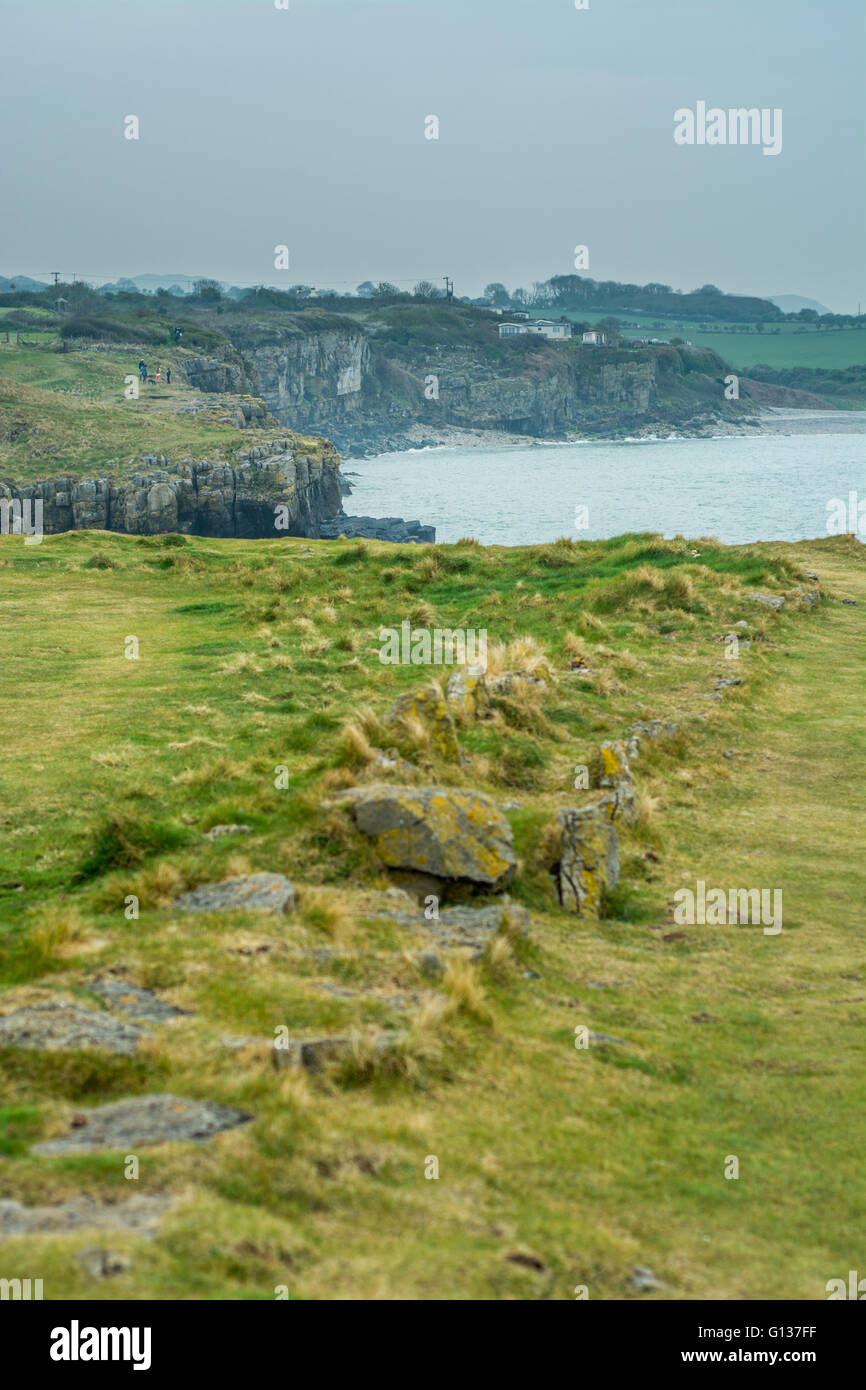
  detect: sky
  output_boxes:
[1,0,863,311]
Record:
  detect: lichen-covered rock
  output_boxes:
[341,784,516,888]
[175,872,295,915]
[382,686,461,762]
[556,802,619,918]
[599,739,630,781]
[595,740,638,825]
[446,664,490,718]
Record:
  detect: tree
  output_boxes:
[413,280,439,300]
[193,279,222,302]
[373,282,400,298]
[548,275,586,306]
[356,281,375,297]
[483,282,510,306]
[695,284,723,295]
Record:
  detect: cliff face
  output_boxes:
[4,437,343,538]
[212,314,751,455]
[225,317,369,436]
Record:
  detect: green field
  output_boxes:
[553,311,866,372]
[0,344,276,485]
[0,524,863,1300]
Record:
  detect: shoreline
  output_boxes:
[343,408,866,461]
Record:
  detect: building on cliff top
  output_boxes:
[499,319,572,340]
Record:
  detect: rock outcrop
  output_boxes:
[319,514,436,543]
[175,872,296,915]
[341,784,516,889]
[3,437,342,539]
[382,686,462,762]
[32,1095,252,1156]
[555,802,620,918]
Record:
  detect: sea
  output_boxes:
[346,418,866,547]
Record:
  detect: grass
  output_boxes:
[556,311,866,372]
[0,343,279,485]
[0,523,863,1299]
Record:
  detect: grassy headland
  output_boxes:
[0,525,863,1299]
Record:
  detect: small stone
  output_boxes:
[384,886,416,906]
[77,1248,132,1279]
[627,719,679,740]
[748,591,785,610]
[175,872,295,915]
[415,949,444,978]
[204,824,252,839]
[276,1032,403,1072]
[629,1265,666,1293]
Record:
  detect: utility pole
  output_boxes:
[52,271,60,287]
[443,276,453,301]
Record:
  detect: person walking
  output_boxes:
[166,366,171,385]
[139,359,147,383]
[156,368,161,385]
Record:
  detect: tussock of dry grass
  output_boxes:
[443,958,491,1023]
[219,652,263,676]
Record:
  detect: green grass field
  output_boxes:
[0,344,277,485]
[553,311,866,372]
[0,525,863,1300]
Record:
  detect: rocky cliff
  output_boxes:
[207,311,755,456]
[2,436,343,538]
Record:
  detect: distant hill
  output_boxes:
[0,274,48,292]
[767,294,832,316]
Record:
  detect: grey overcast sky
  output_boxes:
[1,0,863,310]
